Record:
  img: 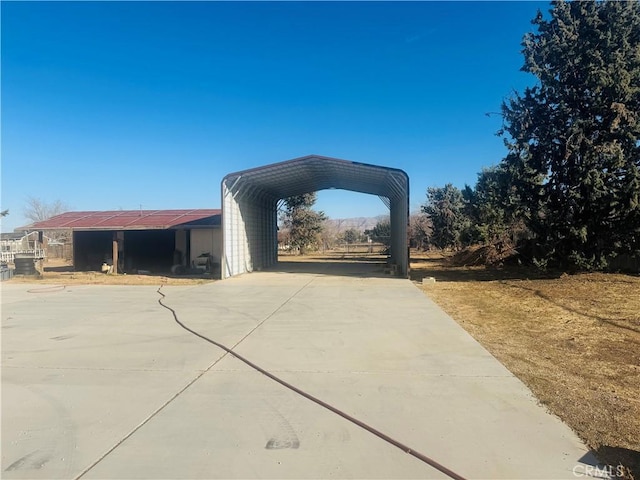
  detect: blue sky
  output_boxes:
[1,1,547,232]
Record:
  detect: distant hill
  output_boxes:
[325,215,388,232]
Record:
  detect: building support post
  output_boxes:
[112,233,118,275]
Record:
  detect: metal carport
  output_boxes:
[221,155,409,279]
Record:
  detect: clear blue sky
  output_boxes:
[1,1,548,232]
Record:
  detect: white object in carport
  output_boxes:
[101,263,113,274]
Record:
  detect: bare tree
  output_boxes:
[409,213,432,251]
[24,196,68,223]
[319,219,340,252]
[23,196,70,241]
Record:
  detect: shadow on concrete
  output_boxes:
[43,265,75,273]
[269,255,397,278]
[590,445,640,477]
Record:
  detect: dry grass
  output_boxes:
[411,250,640,475]
[6,258,214,286]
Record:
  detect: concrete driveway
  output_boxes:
[2,260,599,479]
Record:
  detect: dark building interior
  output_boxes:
[73,230,176,272]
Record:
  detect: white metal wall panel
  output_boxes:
[222,178,278,278]
[223,181,243,277]
[190,229,221,266]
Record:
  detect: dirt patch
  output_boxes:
[411,251,640,476]
[6,258,214,286]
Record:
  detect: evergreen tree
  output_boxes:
[340,228,362,244]
[422,184,468,250]
[281,193,327,255]
[499,0,640,269]
[365,219,391,247]
[464,165,523,244]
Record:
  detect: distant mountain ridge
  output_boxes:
[325,216,388,232]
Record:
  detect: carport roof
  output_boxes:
[222,154,409,202]
[21,209,221,231]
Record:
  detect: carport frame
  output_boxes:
[221,155,409,279]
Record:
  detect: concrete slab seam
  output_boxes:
[73,277,318,479]
[72,357,225,479]
[155,283,468,480]
[72,328,237,477]
[219,275,319,353]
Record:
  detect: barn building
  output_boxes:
[23,209,221,275]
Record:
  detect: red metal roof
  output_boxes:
[22,209,221,231]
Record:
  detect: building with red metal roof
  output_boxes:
[21,209,221,231]
[22,209,221,275]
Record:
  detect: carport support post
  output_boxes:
[112,233,118,275]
